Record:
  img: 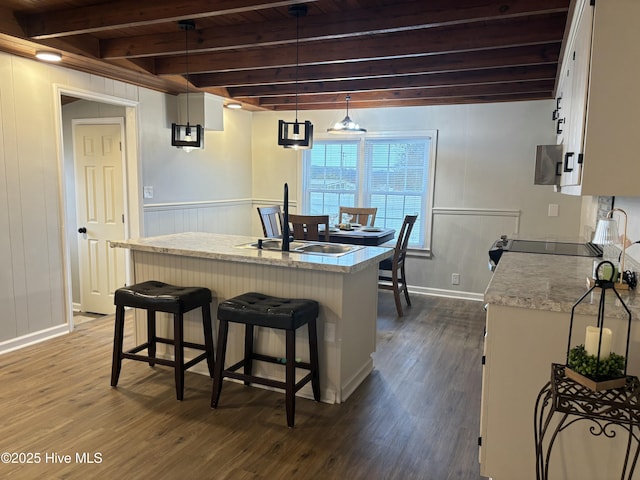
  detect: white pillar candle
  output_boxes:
[585,326,613,359]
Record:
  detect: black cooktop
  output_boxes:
[506,240,603,256]
[488,238,603,268]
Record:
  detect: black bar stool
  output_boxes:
[111,280,215,400]
[211,292,320,427]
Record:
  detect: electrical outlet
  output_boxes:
[452,273,460,285]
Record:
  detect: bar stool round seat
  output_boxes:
[110,280,215,400]
[211,292,321,428]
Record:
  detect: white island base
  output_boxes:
[114,232,393,404]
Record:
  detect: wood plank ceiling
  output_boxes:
[0,0,572,111]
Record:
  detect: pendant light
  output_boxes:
[327,95,367,134]
[171,19,203,152]
[277,4,313,150]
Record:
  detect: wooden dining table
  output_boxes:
[323,226,395,246]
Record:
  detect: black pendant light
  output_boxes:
[278,4,313,150]
[171,19,204,152]
[327,95,367,134]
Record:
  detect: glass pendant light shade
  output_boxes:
[327,95,366,134]
[592,208,628,286]
[328,115,367,134]
[593,218,621,245]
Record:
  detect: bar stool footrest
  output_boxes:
[224,353,313,393]
[223,368,313,394]
[121,352,175,367]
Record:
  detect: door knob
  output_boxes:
[78,227,87,234]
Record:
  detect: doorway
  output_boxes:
[56,87,142,329]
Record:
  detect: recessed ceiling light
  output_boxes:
[226,103,242,109]
[35,50,62,62]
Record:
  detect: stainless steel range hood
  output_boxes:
[534,145,562,185]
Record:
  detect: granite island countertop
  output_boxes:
[484,252,639,319]
[112,232,393,274]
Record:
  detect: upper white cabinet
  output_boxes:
[556,0,640,196]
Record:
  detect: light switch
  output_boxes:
[143,186,154,199]
[548,203,559,217]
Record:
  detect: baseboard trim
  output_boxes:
[409,286,484,302]
[0,324,70,355]
[340,358,374,404]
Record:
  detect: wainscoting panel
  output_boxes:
[408,208,521,296]
[143,199,254,237]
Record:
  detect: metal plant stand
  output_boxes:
[534,363,640,480]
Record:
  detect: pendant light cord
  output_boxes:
[294,13,300,123]
[184,24,190,125]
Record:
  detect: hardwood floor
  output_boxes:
[0,292,486,479]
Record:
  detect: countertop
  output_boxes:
[484,252,639,319]
[111,232,393,274]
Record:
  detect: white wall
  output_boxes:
[141,105,255,237]
[252,102,584,297]
[0,52,141,347]
[608,197,640,263]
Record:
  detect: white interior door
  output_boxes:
[74,123,126,314]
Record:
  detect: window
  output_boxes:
[302,131,437,249]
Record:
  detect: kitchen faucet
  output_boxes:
[282,182,290,251]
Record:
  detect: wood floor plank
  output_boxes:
[0,292,486,479]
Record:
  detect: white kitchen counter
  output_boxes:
[113,232,394,404]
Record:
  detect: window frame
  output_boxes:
[301,130,438,252]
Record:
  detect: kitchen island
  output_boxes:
[481,252,640,480]
[112,232,393,404]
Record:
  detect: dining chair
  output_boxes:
[289,214,329,241]
[378,214,418,317]
[339,207,377,226]
[257,206,283,238]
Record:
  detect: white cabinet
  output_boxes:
[480,304,640,479]
[559,0,592,188]
[556,0,640,196]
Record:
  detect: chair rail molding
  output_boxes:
[432,207,521,234]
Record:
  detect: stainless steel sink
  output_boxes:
[235,240,363,257]
[295,243,361,255]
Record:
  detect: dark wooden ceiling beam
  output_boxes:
[229,64,558,97]
[0,0,570,111]
[99,0,569,59]
[257,79,555,106]
[270,91,553,110]
[155,13,567,75]
[0,5,101,57]
[19,0,319,39]
[192,44,561,89]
